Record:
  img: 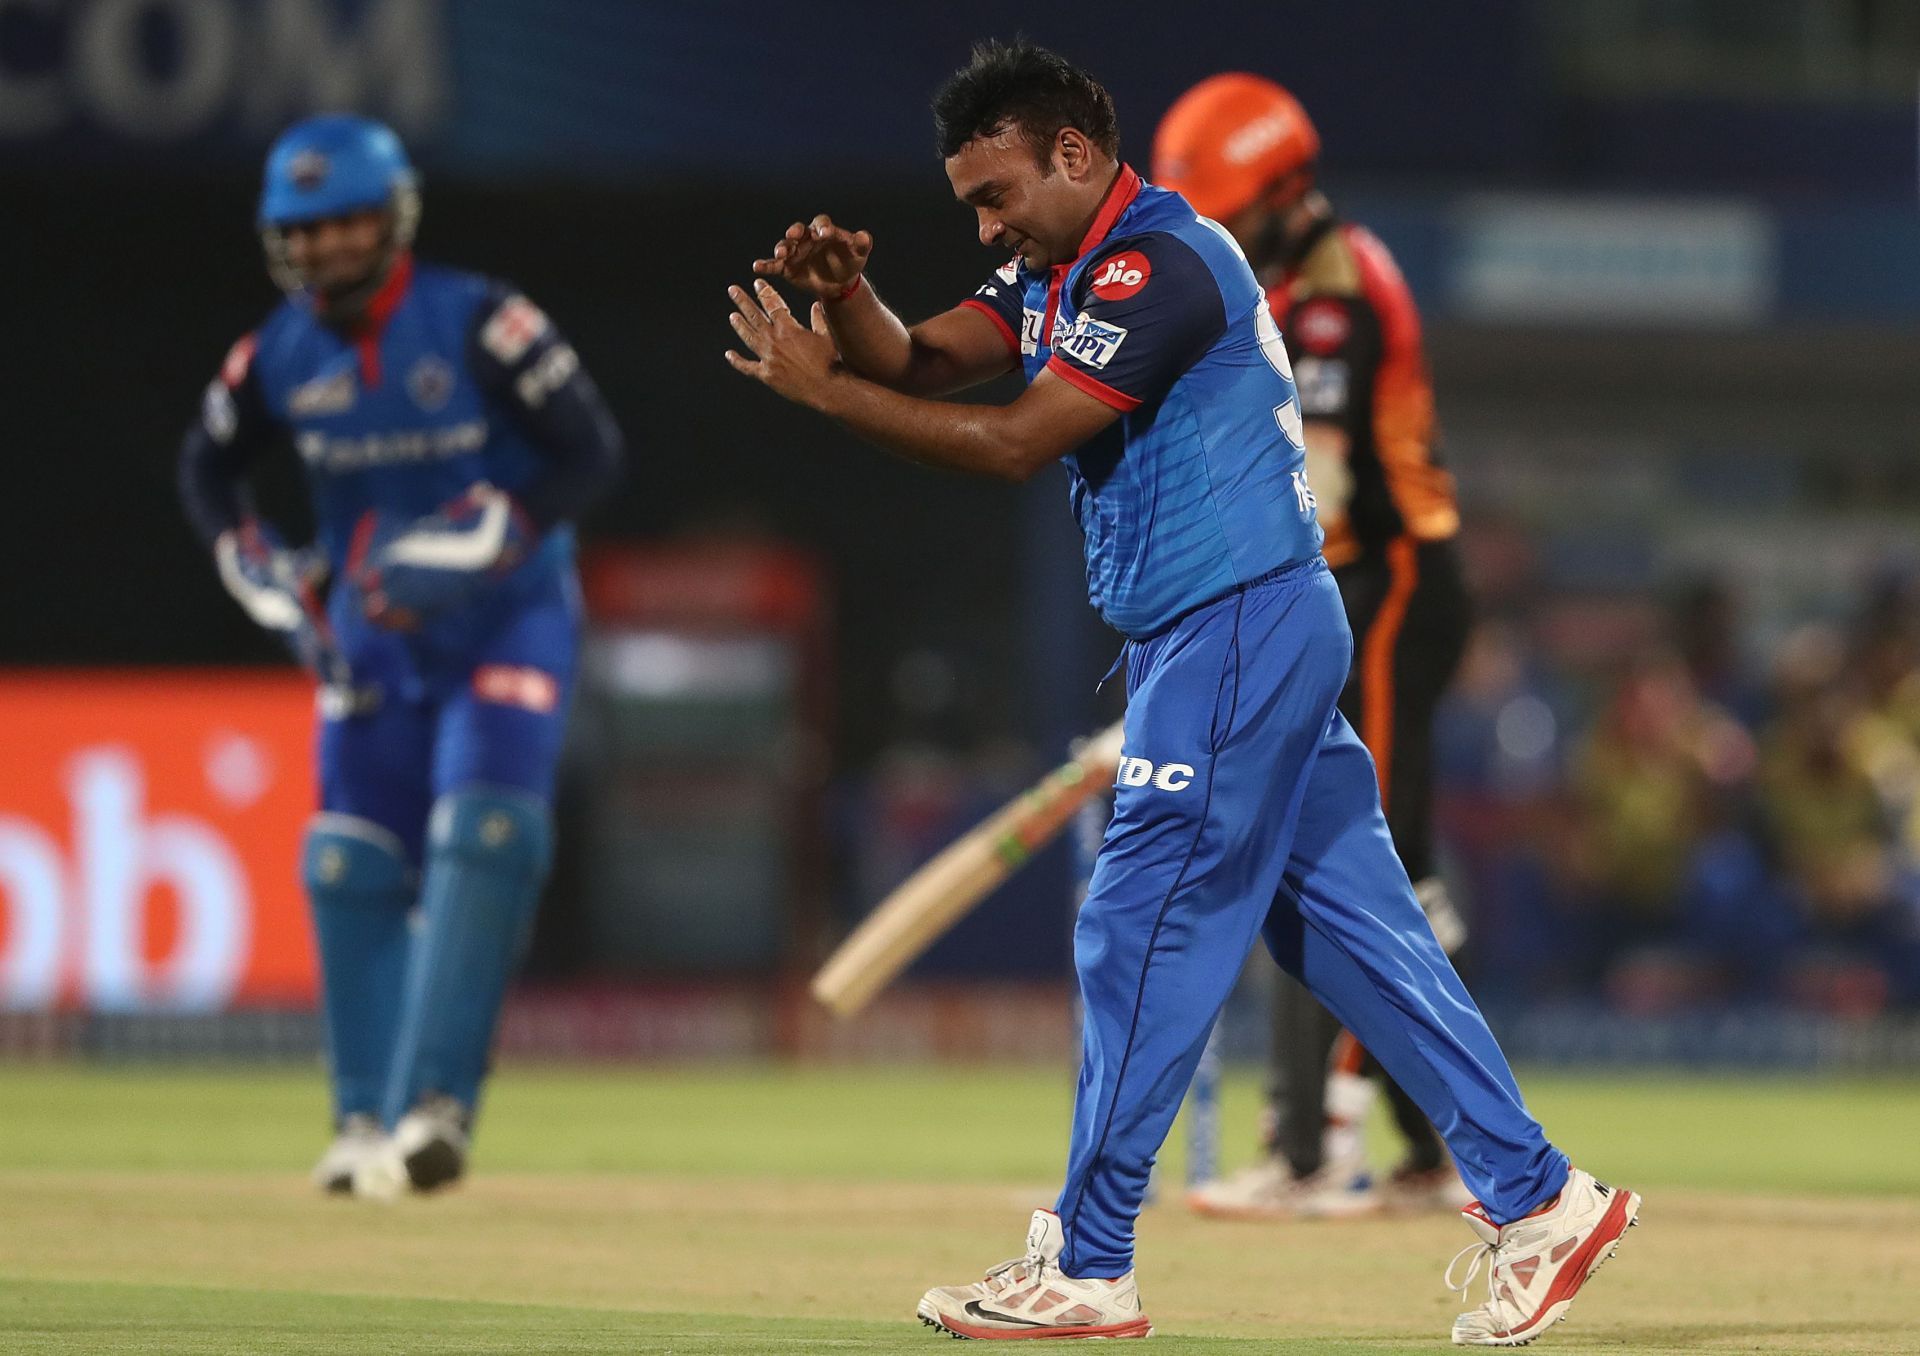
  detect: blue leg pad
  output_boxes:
[382,787,552,1124]
[302,815,415,1123]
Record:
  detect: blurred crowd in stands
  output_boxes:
[1437,564,1920,1014]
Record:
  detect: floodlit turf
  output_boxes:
[2,1064,1918,1354]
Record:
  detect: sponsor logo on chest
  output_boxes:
[294,419,488,473]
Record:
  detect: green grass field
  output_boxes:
[3,1064,1917,1354]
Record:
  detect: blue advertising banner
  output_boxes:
[5,1,1915,320]
[0,0,1546,176]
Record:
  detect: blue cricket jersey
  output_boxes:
[961,166,1323,638]
[184,256,623,585]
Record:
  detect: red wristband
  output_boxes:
[831,275,864,303]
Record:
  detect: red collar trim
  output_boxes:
[1057,165,1142,276]
[347,252,412,389]
[358,251,414,334]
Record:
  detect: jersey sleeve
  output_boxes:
[1344,230,1455,541]
[1044,235,1226,412]
[177,332,277,548]
[468,283,625,531]
[957,256,1025,355]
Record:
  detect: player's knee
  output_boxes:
[427,786,552,883]
[303,813,414,907]
[1073,900,1118,971]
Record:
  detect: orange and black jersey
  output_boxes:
[1267,219,1459,570]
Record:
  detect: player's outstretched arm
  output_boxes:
[752,216,1012,395]
[725,280,1115,482]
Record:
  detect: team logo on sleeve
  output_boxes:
[480,295,550,364]
[407,354,456,411]
[1090,252,1151,301]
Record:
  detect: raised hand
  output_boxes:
[725,279,840,408]
[751,215,873,300]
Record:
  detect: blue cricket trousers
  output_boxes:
[1055,558,1567,1276]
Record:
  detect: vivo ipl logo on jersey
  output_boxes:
[1052,314,1129,370]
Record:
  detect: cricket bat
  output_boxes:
[810,719,1126,1017]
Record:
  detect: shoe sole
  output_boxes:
[917,1298,1151,1341]
[1453,1189,1641,1347]
[402,1137,466,1192]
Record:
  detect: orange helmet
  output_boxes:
[1152,73,1320,222]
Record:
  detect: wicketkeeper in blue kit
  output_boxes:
[178,114,623,1197]
[731,42,1638,1347]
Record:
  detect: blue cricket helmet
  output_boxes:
[259,114,416,227]
[258,114,421,299]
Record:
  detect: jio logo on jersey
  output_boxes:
[1090,252,1151,302]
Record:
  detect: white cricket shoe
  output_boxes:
[1186,1156,1298,1219]
[1292,1153,1382,1218]
[1446,1167,1640,1346]
[350,1094,471,1200]
[917,1208,1151,1340]
[1384,1160,1476,1214]
[310,1113,384,1194]
[1186,1154,1380,1220]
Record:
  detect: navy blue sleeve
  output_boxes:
[1045,235,1226,411]
[467,283,625,531]
[177,333,276,548]
[957,255,1025,356]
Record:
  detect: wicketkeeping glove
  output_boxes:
[347,483,536,629]
[213,519,380,712]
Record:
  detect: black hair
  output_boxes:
[931,39,1120,166]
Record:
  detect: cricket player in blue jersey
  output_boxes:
[178,115,623,1198]
[730,42,1637,1346]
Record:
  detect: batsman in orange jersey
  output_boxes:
[1156,73,1476,1220]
